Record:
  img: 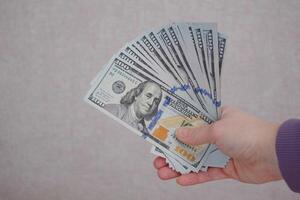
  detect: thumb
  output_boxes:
[176,125,215,145]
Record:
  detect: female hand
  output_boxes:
[153,106,282,186]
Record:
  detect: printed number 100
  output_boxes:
[175,146,195,162]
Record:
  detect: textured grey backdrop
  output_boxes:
[0,0,299,200]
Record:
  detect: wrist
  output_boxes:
[266,122,282,180]
[254,121,282,182]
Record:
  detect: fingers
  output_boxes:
[153,157,168,169]
[176,168,229,186]
[157,166,181,180]
[221,106,231,115]
[220,106,236,118]
[154,157,230,184]
[154,157,181,180]
[176,125,215,145]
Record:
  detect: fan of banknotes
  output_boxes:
[85,23,229,174]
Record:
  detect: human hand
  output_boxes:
[153,106,283,186]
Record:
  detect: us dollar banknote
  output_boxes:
[85,23,230,174]
[85,57,214,168]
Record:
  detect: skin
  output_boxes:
[133,82,162,119]
[153,106,283,186]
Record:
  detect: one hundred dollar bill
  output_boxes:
[86,22,230,174]
[85,57,213,169]
[150,27,229,173]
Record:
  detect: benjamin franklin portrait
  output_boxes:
[104,81,162,135]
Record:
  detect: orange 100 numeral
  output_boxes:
[175,146,196,162]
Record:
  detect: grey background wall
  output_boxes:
[0,0,299,199]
